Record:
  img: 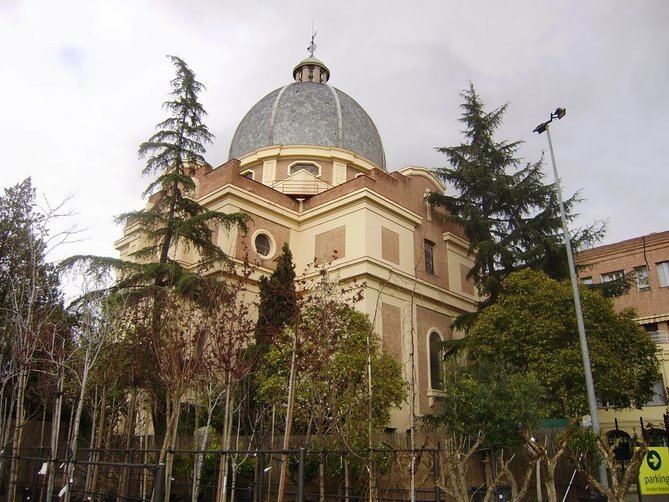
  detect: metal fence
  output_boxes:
[0,446,162,501]
[1,446,449,501]
[1,444,593,501]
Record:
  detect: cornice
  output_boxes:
[398,165,446,192]
[237,144,381,172]
[197,183,423,227]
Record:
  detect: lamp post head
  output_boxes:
[553,107,566,120]
[533,107,566,134]
[533,121,550,134]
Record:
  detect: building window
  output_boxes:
[601,270,624,283]
[255,234,271,257]
[429,331,443,390]
[424,239,435,275]
[289,162,320,176]
[425,189,432,222]
[635,266,650,290]
[252,231,276,259]
[644,323,659,333]
[241,170,254,180]
[646,378,667,406]
[582,276,593,285]
[657,261,669,288]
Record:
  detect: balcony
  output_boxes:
[271,179,331,196]
[648,330,669,344]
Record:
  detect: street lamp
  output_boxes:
[534,108,609,489]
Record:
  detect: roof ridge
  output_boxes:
[268,83,293,145]
[325,84,343,147]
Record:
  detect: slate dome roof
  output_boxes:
[228,57,386,170]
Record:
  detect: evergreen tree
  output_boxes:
[0,179,64,386]
[64,56,246,298]
[254,243,297,345]
[0,179,62,324]
[60,57,248,457]
[428,84,603,325]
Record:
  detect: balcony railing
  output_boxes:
[271,180,331,196]
[648,330,669,344]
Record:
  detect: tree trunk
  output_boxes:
[0,391,17,490]
[89,387,107,500]
[221,386,235,502]
[535,459,543,502]
[545,459,558,502]
[8,368,28,502]
[84,389,99,497]
[118,389,138,502]
[344,457,350,502]
[64,350,92,502]
[215,378,233,502]
[266,404,276,502]
[319,454,325,502]
[0,395,5,463]
[39,405,46,450]
[45,368,64,502]
[192,403,214,502]
[277,328,298,502]
[163,396,181,502]
[0,393,5,454]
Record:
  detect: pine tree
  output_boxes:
[428,84,603,325]
[64,56,246,298]
[254,243,297,345]
[60,58,248,468]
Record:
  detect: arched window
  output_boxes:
[289,162,320,176]
[429,331,443,390]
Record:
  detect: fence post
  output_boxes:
[298,448,305,502]
[124,448,135,499]
[254,452,262,502]
[151,463,165,502]
[433,448,441,502]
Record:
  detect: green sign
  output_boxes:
[639,447,669,495]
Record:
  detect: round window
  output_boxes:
[255,233,271,257]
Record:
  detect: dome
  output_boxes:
[229,57,386,170]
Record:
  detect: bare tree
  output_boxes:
[579,433,648,502]
[1,184,76,500]
[191,263,256,502]
[60,287,126,501]
[523,421,578,502]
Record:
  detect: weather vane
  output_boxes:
[307,21,317,57]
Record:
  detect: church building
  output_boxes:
[115,52,478,430]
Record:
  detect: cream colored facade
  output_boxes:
[115,54,478,431]
[115,150,477,431]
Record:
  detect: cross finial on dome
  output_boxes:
[293,25,330,84]
[307,21,317,57]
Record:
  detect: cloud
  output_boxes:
[1,0,667,265]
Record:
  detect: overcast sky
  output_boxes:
[1,0,667,263]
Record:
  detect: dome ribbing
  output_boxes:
[228,57,386,170]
